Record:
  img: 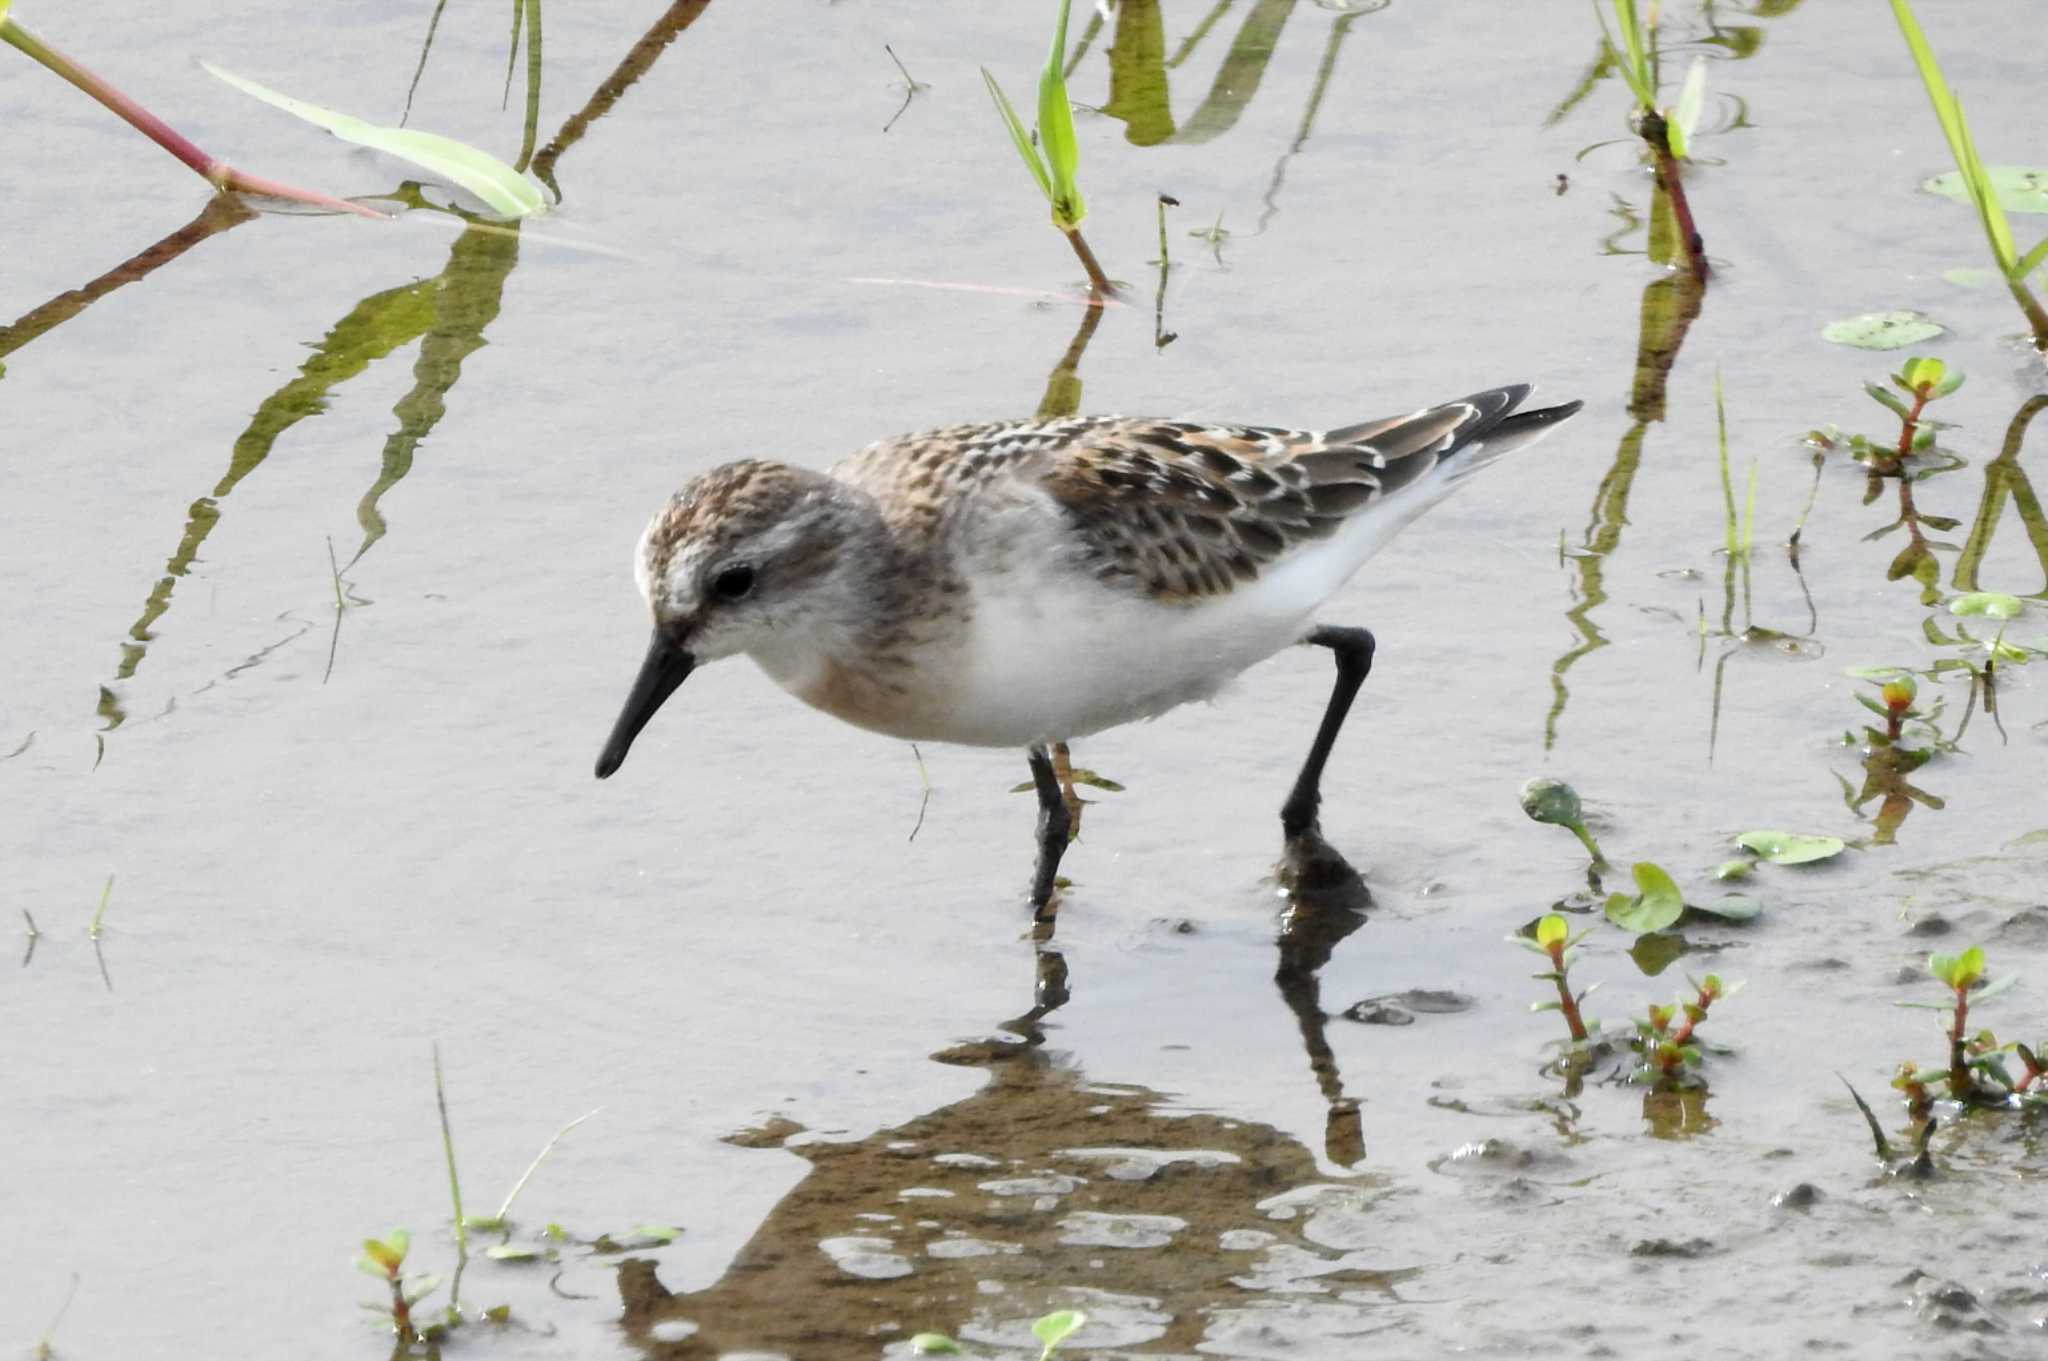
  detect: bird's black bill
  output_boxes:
[595,630,695,778]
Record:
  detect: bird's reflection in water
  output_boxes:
[1275,830,1373,1169]
[617,847,1390,1359]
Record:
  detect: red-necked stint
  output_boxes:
[596,385,1581,912]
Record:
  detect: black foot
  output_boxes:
[1276,828,1372,914]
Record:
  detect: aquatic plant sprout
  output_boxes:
[1598,0,1708,281]
[982,0,1114,293]
[203,61,544,218]
[1513,913,1596,1044]
[1890,0,2048,347]
[1518,776,1606,865]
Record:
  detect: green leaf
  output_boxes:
[1605,862,1684,933]
[1949,592,2024,620]
[1035,0,1085,230]
[1864,382,1913,419]
[484,1244,538,1261]
[1668,56,1707,158]
[1734,830,1846,865]
[1690,894,1762,921]
[1821,311,1946,350]
[1891,2,2018,272]
[399,1273,443,1306]
[1712,859,1753,881]
[982,67,1053,204]
[1923,166,2048,215]
[1032,1309,1087,1354]
[911,1336,963,1356]
[201,61,543,218]
[1535,913,1570,949]
[1971,972,2017,1003]
[1518,776,1583,827]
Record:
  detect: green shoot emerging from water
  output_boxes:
[355,1229,441,1346]
[910,1309,1087,1360]
[982,0,1113,294]
[1515,913,1597,1045]
[1519,777,1606,866]
[1599,0,1708,281]
[1632,973,1738,1089]
[1032,1309,1088,1359]
[1891,0,2048,348]
[1895,945,2028,1106]
[1807,356,1968,605]
[1714,369,1756,560]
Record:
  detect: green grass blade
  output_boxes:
[2011,232,2048,281]
[1715,369,1737,558]
[1608,0,1655,108]
[982,66,1053,204]
[201,60,543,218]
[1952,98,2017,270]
[1037,0,1085,229]
[1889,1,2015,272]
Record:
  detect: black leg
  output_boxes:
[1279,625,1376,840]
[1026,744,1072,916]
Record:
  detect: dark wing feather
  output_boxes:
[1041,385,1542,600]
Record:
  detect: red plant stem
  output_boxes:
[1665,984,1716,1051]
[1895,388,1931,467]
[1546,942,1589,1042]
[1,17,383,219]
[1063,227,1116,300]
[1642,113,1707,284]
[1948,987,1970,1096]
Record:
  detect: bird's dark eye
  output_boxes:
[712,562,756,602]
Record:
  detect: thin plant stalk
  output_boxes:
[432,1044,469,1322]
[491,1107,600,1224]
[0,16,383,218]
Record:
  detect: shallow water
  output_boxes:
[5,2,2047,1358]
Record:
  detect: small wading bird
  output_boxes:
[596,385,1581,913]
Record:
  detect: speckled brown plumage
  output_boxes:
[829,393,1521,602]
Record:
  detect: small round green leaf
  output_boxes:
[1948,592,2024,620]
[910,1336,963,1356]
[1822,311,1946,350]
[1689,894,1762,921]
[1032,1310,1087,1351]
[1922,166,2048,215]
[1605,862,1684,934]
[1519,776,1583,827]
[1712,859,1753,881]
[1734,830,1845,865]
